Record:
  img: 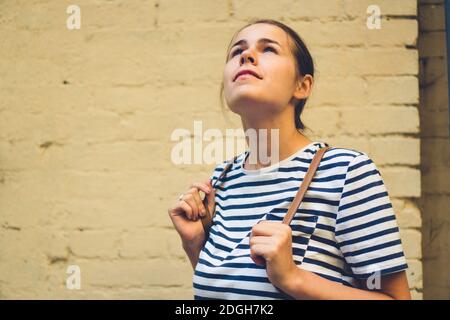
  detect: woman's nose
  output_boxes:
[240,50,257,65]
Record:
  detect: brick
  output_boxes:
[0,170,80,228]
[399,229,422,259]
[309,76,367,106]
[78,259,193,288]
[0,140,167,172]
[381,167,421,198]
[233,0,340,21]
[410,289,423,300]
[394,199,422,228]
[0,1,67,31]
[368,136,420,165]
[144,24,238,56]
[313,48,418,76]
[367,76,419,105]
[301,107,341,137]
[158,0,229,24]
[0,1,157,32]
[46,141,172,172]
[0,228,65,290]
[0,58,67,86]
[155,53,225,86]
[326,137,371,154]
[80,1,157,31]
[119,228,185,259]
[339,106,419,135]
[291,0,343,19]
[69,230,121,259]
[365,19,418,47]
[0,170,209,229]
[83,286,194,299]
[0,29,82,61]
[406,259,423,289]
[289,21,365,47]
[291,18,417,48]
[343,0,417,17]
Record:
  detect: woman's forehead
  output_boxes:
[232,23,289,47]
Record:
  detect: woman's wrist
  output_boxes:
[182,239,204,270]
[182,241,201,252]
[277,264,305,298]
[182,236,205,251]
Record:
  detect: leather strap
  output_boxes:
[282,146,331,225]
[201,146,331,236]
[201,157,236,234]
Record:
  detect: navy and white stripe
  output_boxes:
[193,141,408,300]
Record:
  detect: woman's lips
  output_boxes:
[235,73,259,81]
[233,69,262,81]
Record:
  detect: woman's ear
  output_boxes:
[293,74,314,101]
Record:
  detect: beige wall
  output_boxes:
[0,0,423,299]
[418,0,450,299]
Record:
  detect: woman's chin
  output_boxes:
[228,101,278,118]
[228,93,266,108]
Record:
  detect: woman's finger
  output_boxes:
[192,190,206,217]
[249,235,273,246]
[190,182,211,195]
[250,244,268,266]
[181,194,199,220]
[178,200,193,220]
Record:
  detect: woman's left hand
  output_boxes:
[249,220,298,289]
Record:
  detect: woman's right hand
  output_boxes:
[168,179,215,248]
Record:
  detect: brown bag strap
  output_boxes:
[201,156,237,234]
[201,146,331,235]
[282,146,331,225]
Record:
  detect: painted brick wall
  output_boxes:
[0,0,422,299]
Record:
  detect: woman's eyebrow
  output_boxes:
[230,38,282,50]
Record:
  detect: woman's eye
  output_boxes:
[264,46,277,53]
[230,48,242,57]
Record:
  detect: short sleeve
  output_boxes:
[335,153,408,279]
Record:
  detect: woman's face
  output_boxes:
[223,23,300,117]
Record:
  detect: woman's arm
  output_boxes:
[183,241,203,270]
[249,221,411,300]
[279,266,411,300]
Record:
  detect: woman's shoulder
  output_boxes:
[321,144,381,176]
[323,144,372,162]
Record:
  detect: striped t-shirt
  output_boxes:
[193,141,408,300]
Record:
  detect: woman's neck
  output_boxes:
[241,114,313,170]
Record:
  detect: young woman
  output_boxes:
[168,19,411,300]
